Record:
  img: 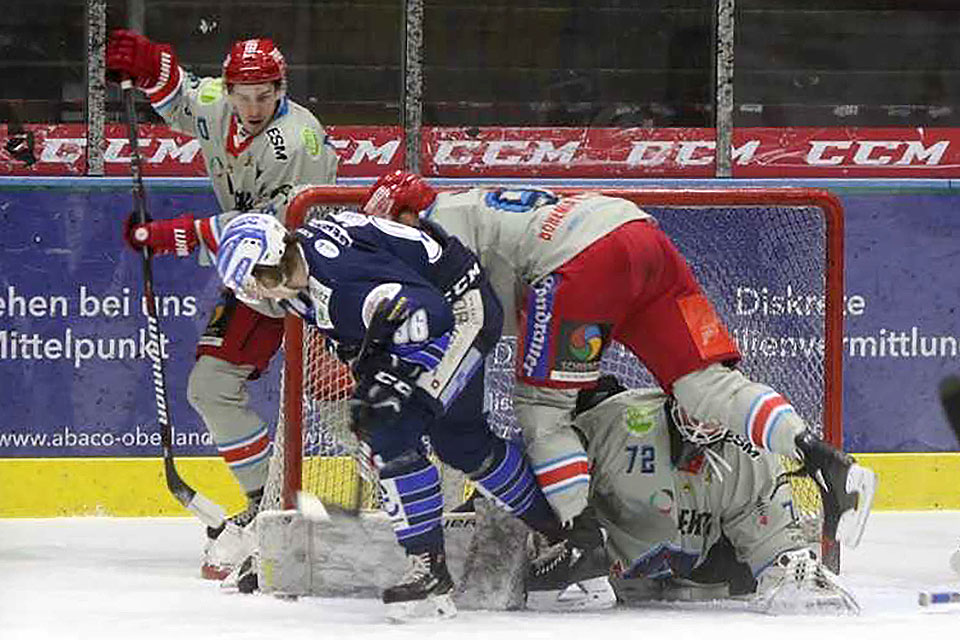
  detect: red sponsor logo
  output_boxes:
[0,124,403,177]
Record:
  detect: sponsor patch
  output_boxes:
[301,127,321,157]
[361,282,403,328]
[624,405,656,436]
[308,279,334,329]
[198,78,224,105]
[313,238,340,259]
[649,488,674,516]
[550,321,611,383]
[519,275,560,380]
[676,294,738,359]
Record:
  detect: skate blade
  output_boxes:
[385,594,457,623]
[526,576,617,612]
[836,464,877,548]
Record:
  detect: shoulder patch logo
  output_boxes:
[198,78,224,105]
[301,127,321,157]
[624,405,656,436]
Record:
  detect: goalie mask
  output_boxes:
[667,399,727,446]
[216,213,290,304]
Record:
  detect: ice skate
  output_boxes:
[794,430,876,548]
[383,549,457,622]
[525,508,616,612]
[201,493,261,580]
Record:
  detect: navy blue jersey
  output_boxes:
[279,211,455,356]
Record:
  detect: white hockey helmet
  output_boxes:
[216,212,289,303]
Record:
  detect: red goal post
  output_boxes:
[271,185,845,570]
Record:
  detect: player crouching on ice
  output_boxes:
[573,375,868,614]
[359,171,877,571]
[214,210,615,620]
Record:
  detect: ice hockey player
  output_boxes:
[359,171,877,575]
[213,210,614,620]
[572,375,861,614]
[107,30,339,579]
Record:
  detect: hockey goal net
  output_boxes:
[262,185,845,571]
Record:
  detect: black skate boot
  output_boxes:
[383,548,457,622]
[526,507,616,611]
[794,430,876,548]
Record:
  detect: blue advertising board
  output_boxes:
[1,178,959,461]
[0,180,280,458]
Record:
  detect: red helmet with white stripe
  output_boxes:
[222,38,286,85]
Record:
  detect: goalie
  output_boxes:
[213,211,613,620]
[572,375,862,615]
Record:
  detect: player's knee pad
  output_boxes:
[469,439,540,518]
[378,450,444,553]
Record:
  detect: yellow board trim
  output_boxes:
[0,457,247,518]
[855,452,960,510]
[1,452,958,517]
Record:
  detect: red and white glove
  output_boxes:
[124,214,198,257]
[106,29,181,103]
[362,170,437,222]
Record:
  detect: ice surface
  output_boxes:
[2,511,959,639]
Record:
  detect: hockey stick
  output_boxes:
[938,374,960,446]
[121,80,226,528]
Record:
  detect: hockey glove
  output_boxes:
[123,212,199,257]
[106,29,180,94]
[348,351,422,440]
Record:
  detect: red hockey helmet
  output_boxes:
[362,170,437,221]
[222,38,286,85]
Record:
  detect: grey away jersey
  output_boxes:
[155,72,339,261]
[574,388,805,578]
[425,189,650,336]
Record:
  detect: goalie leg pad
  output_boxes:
[752,548,860,615]
[378,451,445,553]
